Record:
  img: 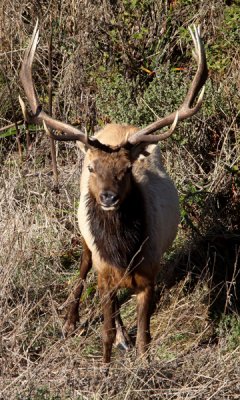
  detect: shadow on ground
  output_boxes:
[161,227,240,320]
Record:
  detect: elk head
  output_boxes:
[19,22,208,173]
[87,148,134,210]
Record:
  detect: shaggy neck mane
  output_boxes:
[86,179,146,269]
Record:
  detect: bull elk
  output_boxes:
[19,22,208,364]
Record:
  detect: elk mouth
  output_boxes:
[100,200,120,211]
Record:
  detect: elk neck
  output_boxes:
[86,176,146,270]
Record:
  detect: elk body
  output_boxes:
[19,23,208,364]
[73,124,180,361]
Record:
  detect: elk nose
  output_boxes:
[100,191,119,207]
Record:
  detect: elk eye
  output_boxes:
[88,165,94,173]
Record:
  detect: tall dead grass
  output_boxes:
[0,0,239,398]
[0,143,239,399]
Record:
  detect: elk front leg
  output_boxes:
[98,276,116,364]
[136,285,154,357]
[63,239,92,336]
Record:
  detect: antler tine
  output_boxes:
[19,21,91,146]
[20,20,40,114]
[128,24,208,146]
[184,24,207,108]
[131,112,179,144]
[188,25,198,60]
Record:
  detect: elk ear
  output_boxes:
[76,140,88,154]
[129,143,157,161]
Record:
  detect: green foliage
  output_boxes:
[224,3,240,37]
[217,315,240,351]
[95,71,137,125]
[157,344,176,361]
[206,3,240,72]
[96,67,188,127]
[0,126,20,138]
[81,342,101,357]
[179,186,206,228]
[81,284,96,302]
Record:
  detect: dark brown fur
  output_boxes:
[86,177,146,269]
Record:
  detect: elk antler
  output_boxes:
[128,25,208,145]
[19,20,105,149]
[20,23,207,151]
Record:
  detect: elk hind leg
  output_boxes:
[114,297,132,351]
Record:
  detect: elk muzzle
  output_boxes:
[100,190,120,210]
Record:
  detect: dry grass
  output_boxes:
[0,1,240,398]
[0,141,239,400]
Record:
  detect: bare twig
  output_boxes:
[24,119,31,159]
[48,17,59,190]
[0,120,23,133]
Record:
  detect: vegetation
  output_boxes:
[0,0,239,398]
